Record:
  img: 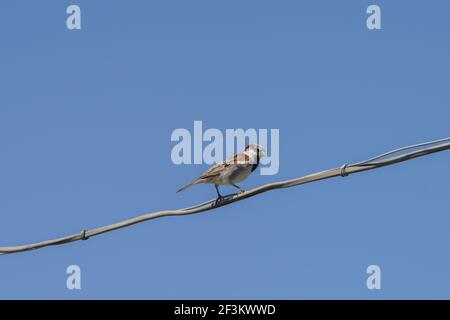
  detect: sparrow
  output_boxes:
[177,144,267,202]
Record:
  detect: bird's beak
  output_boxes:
[260,148,267,157]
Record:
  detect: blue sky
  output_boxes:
[0,0,449,299]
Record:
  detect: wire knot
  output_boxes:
[80,230,89,240]
[340,163,349,177]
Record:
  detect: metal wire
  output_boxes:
[352,137,450,166]
[1,137,449,255]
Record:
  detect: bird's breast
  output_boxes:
[222,165,253,184]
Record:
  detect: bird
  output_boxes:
[177,144,267,203]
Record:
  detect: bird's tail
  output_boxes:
[176,181,197,193]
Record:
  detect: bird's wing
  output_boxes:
[198,162,229,180]
[197,152,250,180]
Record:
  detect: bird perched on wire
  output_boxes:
[177,144,267,203]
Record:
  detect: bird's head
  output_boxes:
[244,144,267,159]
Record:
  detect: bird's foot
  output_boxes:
[239,189,245,194]
[214,196,225,206]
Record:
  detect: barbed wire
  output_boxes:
[1,137,449,255]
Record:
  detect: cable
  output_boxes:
[352,137,450,166]
[1,137,449,255]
